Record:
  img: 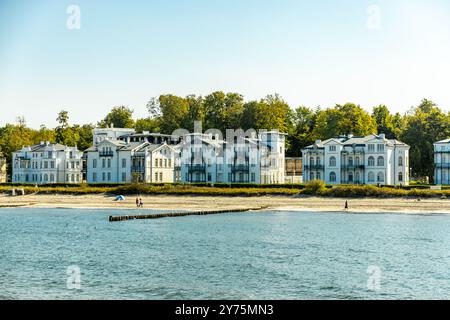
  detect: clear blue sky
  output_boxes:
[1,0,449,128]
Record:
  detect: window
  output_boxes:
[399,172,403,182]
[329,171,336,182]
[155,172,158,181]
[50,174,54,182]
[368,172,375,182]
[348,157,353,166]
[251,173,255,182]
[160,172,163,181]
[93,172,97,182]
[93,159,97,168]
[309,172,314,181]
[107,159,111,168]
[368,144,375,152]
[107,172,111,181]
[122,172,126,182]
[159,159,163,167]
[44,161,48,169]
[66,174,69,182]
[329,157,336,167]
[310,157,314,166]
[102,172,106,181]
[50,161,54,169]
[168,159,172,167]
[316,157,321,166]
[44,174,48,181]
[164,159,167,167]
[398,156,403,166]
[377,156,384,167]
[355,157,360,166]
[377,172,384,182]
[102,159,105,168]
[316,172,321,180]
[329,146,336,152]
[368,156,375,166]
[207,173,211,181]
[155,159,158,167]
[355,172,360,183]
[377,144,385,152]
[122,159,126,168]
[348,172,353,182]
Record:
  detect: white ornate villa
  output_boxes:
[85,130,179,183]
[179,130,286,184]
[434,138,450,185]
[12,142,83,184]
[301,134,410,186]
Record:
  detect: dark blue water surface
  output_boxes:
[1,208,450,299]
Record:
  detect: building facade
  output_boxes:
[302,134,410,186]
[12,142,83,184]
[434,138,450,185]
[179,131,286,184]
[85,138,177,184]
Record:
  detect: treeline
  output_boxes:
[0,91,449,180]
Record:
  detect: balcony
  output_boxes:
[187,164,206,172]
[231,164,250,172]
[99,151,114,157]
[304,165,324,170]
[435,163,450,169]
[131,166,145,173]
[435,150,450,154]
[342,165,365,170]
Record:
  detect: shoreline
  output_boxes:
[1,193,450,214]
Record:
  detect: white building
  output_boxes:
[12,142,83,184]
[85,138,177,184]
[302,134,410,186]
[434,138,450,185]
[92,127,136,146]
[179,130,286,184]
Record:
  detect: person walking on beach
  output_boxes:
[135,197,139,208]
[139,198,143,208]
[344,200,349,211]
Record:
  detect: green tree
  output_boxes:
[372,105,398,139]
[157,95,189,134]
[312,103,377,140]
[55,110,79,146]
[401,99,450,180]
[288,106,317,156]
[99,106,135,128]
[134,118,160,133]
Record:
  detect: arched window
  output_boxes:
[377,156,384,167]
[310,157,314,166]
[355,172,360,183]
[399,172,403,182]
[368,156,375,166]
[368,172,375,182]
[377,172,384,182]
[316,172,321,180]
[50,174,54,182]
[355,157,360,165]
[329,171,336,182]
[398,156,403,166]
[310,172,314,181]
[316,157,321,165]
[44,174,48,181]
[348,157,353,166]
[329,156,336,167]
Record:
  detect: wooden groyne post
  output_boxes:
[108,206,269,222]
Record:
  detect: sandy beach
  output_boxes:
[1,193,450,214]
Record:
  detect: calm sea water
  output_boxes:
[1,208,450,300]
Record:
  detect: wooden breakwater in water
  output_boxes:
[108,206,269,222]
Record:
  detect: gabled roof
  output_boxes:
[435,138,450,144]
